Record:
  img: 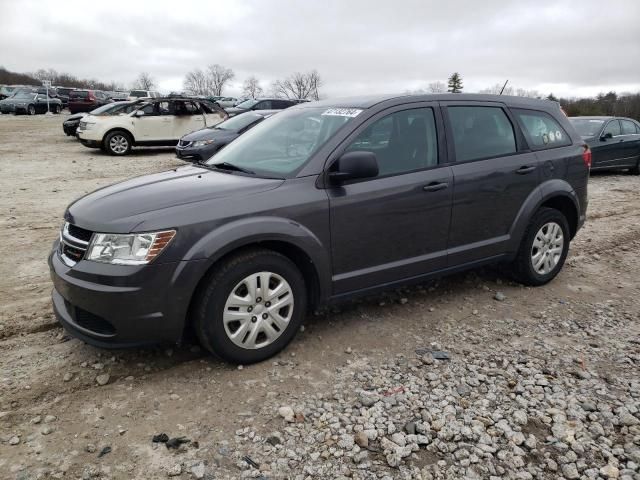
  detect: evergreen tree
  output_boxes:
[547,93,558,102]
[447,72,463,93]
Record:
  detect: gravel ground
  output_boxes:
[0,114,639,479]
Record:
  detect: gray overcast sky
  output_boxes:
[1,0,639,98]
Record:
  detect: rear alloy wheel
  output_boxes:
[194,249,306,364]
[52,105,60,114]
[512,207,570,286]
[104,131,132,156]
[28,105,36,115]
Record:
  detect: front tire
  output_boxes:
[194,249,307,364]
[104,130,132,156]
[512,207,570,286]
[28,105,36,115]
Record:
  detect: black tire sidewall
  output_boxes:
[198,253,306,364]
[104,131,131,156]
[28,105,35,115]
[518,209,570,286]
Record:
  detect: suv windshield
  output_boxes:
[204,106,358,177]
[91,102,134,115]
[129,90,148,98]
[569,118,605,137]
[213,112,264,131]
[235,99,259,109]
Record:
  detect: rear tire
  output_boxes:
[512,207,570,286]
[193,249,306,364]
[104,130,132,156]
[629,159,640,175]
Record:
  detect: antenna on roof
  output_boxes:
[499,80,509,95]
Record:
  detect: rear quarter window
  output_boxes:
[513,109,571,149]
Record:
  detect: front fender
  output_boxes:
[508,179,579,253]
[180,216,332,302]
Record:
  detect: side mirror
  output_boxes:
[600,132,613,141]
[134,110,145,117]
[328,151,379,184]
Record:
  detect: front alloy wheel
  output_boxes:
[223,272,294,350]
[28,105,35,115]
[194,249,306,364]
[104,131,132,156]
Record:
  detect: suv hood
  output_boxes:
[66,165,284,232]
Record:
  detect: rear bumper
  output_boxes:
[48,243,208,348]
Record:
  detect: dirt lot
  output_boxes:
[0,114,639,479]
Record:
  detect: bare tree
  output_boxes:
[133,72,156,90]
[208,64,235,96]
[272,70,322,100]
[183,68,211,96]
[242,76,263,98]
[33,68,59,83]
[428,81,446,93]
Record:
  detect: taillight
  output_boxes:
[87,92,96,101]
[582,145,592,169]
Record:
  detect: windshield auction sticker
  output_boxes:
[321,108,363,117]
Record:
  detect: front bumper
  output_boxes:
[48,242,207,348]
[63,123,78,136]
[1,104,15,113]
[175,144,219,162]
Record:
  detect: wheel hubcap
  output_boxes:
[223,272,294,350]
[109,135,128,154]
[531,222,564,275]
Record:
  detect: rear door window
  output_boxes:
[513,109,571,149]
[620,119,638,135]
[447,106,516,162]
[603,120,621,137]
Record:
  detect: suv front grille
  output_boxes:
[59,222,93,266]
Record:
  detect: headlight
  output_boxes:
[83,122,96,130]
[193,139,214,147]
[86,230,176,265]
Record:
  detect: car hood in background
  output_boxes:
[224,107,247,115]
[66,165,284,232]
[180,128,238,143]
[66,112,87,122]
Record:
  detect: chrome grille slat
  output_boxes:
[59,222,93,266]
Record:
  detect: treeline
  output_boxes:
[557,92,640,122]
[0,66,124,91]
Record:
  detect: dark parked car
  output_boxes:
[49,94,589,364]
[0,85,18,100]
[176,110,278,162]
[225,98,297,117]
[68,89,112,113]
[569,116,640,174]
[63,101,137,137]
[0,91,62,114]
[55,87,74,108]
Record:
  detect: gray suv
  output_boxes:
[49,94,590,364]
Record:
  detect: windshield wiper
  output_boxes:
[209,162,255,175]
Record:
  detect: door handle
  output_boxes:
[423,182,448,192]
[516,165,536,175]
